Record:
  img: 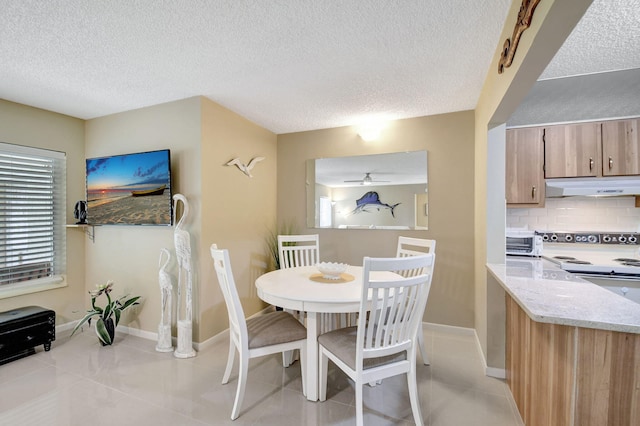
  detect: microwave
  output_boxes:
[506,229,543,257]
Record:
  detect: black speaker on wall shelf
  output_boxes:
[74,200,87,224]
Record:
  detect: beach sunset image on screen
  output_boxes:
[85,149,172,225]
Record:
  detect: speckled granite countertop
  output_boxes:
[487,258,640,334]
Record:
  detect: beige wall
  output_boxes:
[1,0,597,355]
[0,100,86,322]
[84,97,202,337]
[474,0,594,368]
[2,95,275,344]
[277,112,476,327]
[199,98,277,340]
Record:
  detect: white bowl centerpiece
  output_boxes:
[316,262,348,280]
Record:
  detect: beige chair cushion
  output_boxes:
[318,326,406,370]
[246,311,307,349]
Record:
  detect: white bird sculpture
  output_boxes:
[173,193,196,358]
[225,156,265,177]
[156,248,173,352]
[158,248,173,325]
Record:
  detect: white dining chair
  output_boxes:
[278,233,352,334]
[318,254,434,426]
[277,234,320,269]
[210,244,307,420]
[277,234,320,365]
[397,236,436,365]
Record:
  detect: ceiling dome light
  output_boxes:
[357,120,386,141]
[359,127,381,141]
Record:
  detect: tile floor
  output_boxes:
[0,326,524,425]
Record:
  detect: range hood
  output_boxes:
[546,177,640,197]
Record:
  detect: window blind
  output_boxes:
[0,143,66,287]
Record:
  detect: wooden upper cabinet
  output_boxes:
[602,118,640,176]
[506,128,545,207]
[544,123,601,178]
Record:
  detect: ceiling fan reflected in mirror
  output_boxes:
[344,172,390,186]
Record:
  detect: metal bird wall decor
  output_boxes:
[225,156,265,178]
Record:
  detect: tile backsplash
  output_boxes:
[507,196,640,232]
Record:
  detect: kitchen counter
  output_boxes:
[487,258,640,334]
[490,257,640,425]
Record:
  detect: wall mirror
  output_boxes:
[306,151,428,230]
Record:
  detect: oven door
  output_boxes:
[506,236,531,254]
[506,233,542,257]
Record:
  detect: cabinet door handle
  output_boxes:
[531,186,536,199]
[589,157,594,171]
[609,156,613,170]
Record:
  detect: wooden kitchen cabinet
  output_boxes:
[506,296,574,424]
[544,122,601,178]
[506,295,640,426]
[506,128,545,207]
[507,118,640,206]
[602,118,640,176]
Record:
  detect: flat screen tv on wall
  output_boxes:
[86,149,173,226]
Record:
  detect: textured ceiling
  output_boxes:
[539,0,640,80]
[1,1,637,134]
[508,68,640,127]
[0,0,511,134]
[511,0,640,127]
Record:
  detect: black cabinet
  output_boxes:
[0,306,55,365]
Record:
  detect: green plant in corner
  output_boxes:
[266,220,298,271]
[71,280,141,346]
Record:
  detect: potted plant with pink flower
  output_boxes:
[71,280,141,346]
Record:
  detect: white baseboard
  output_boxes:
[470,327,506,379]
[422,322,506,379]
[57,306,275,353]
[60,313,508,381]
[423,321,476,336]
[56,320,77,334]
[58,320,164,345]
[118,324,158,341]
[193,329,228,351]
[486,367,506,379]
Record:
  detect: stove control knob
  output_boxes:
[564,234,573,242]
[629,235,637,244]
[587,235,598,243]
[619,236,627,243]
[542,234,549,241]
[602,235,612,243]
[550,234,558,241]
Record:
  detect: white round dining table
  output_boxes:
[255,264,398,401]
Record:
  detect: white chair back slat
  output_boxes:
[395,236,437,365]
[396,236,436,278]
[357,254,434,361]
[278,234,320,269]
